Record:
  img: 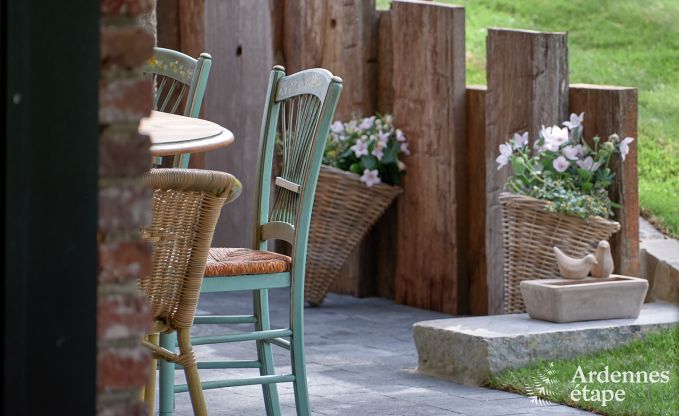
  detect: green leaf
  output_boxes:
[577,168,592,181]
[360,156,378,170]
[511,158,525,175]
[349,163,362,174]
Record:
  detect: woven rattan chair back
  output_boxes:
[144,47,212,118]
[140,169,241,330]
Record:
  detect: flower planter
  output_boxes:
[500,192,620,313]
[520,276,648,323]
[305,165,402,306]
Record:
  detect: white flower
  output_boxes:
[513,132,529,149]
[377,132,390,146]
[397,160,406,171]
[359,116,375,130]
[496,143,513,170]
[350,140,369,158]
[345,120,357,134]
[620,137,634,161]
[552,156,570,173]
[562,144,582,161]
[542,125,569,150]
[563,112,584,130]
[360,169,381,187]
[330,121,344,134]
[576,156,602,172]
[372,142,385,160]
[384,114,394,125]
[396,129,406,142]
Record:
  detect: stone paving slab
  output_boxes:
[168,291,593,415]
[414,302,679,386]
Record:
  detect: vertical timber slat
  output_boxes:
[486,29,568,314]
[392,0,466,314]
[376,9,393,114]
[569,84,640,277]
[466,86,488,315]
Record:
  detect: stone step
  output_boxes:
[413,302,679,386]
[640,237,679,304]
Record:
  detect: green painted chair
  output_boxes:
[144,46,212,168]
[157,66,342,416]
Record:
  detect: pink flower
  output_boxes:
[350,140,369,158]
[576,156,602,172]
[372,142,385,160]
[496,143,513,170]
[541,125,569,151]
[563,112,584,130]
[330,121,344,134]
[562,144,582,161]
[396,129,406,142]
[359,116,375,130]
[377,132,390,146]
[552,156,570,173]
[400,142,410,156]
[360,169,381,187]
[513,132,529,149]
[620,137,634,161]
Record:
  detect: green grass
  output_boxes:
[377,0,679,236]
[487,327,679,416]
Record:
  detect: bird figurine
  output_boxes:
[553,246,598,279]
[591,240,614,278]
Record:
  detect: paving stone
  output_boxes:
[167,291,594,415]
[414,302,679,386]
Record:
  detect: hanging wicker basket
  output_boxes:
[305,165,402,306]
[499,192,621,313]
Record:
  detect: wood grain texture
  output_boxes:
[569,84,639,277]
[392,0,466,314]
[376,9,393,114]
[466,86,488,315]
[486,28,568,314]
[283,0,377,120]
[204,0,278,248]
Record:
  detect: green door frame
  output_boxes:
[3,1,99,414]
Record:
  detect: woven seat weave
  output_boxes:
[205,248,291,277]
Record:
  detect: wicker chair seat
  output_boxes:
[205,248,291,277]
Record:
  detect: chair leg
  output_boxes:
[177,328,208,416]
[290,306,311,416]
[254,289,282,416]
[159,332,176,416]
[144,333,159,415]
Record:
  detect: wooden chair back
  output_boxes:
[144,47,212,118]
[139,169,241,330]
[254,66,342,285]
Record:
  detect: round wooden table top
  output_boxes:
[139,110,235,157]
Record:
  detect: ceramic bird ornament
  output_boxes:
[591,240,614,278]
[553,246,598,279]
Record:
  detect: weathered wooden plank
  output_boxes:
[466,85,488,315]
[203,0,278,248]
[376,9,393,114]
[486,28,568,314]
[569,84,640,277]
[392,0,466,314]
[283,0,377,120]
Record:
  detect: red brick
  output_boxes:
[97,401,147,416]
[101,26,154,69]
[98,293,151,340]
[99,239,152,284]
[100,127,152,177]
[98,345,150,392]
[99,77,153,124]
[101,0,154,17]
[98,184,151,231]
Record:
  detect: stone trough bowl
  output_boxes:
[520,276,649,323]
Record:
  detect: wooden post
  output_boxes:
[392,0,467,314]
[569,85,640,277]
[203,0,280,247]
[466,86,488,315]
[485,29,568,314]
[376,9,394,114]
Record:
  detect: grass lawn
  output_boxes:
[488,327,679,416]
[377,0,679,236]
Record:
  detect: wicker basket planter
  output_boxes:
[499,192,621,313]
[305,165,402,305]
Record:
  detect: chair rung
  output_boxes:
[174,360,261,370]
[191,329,292,345]
[193,315,257,324]
[175,374,296,392]
[266,337,291,350]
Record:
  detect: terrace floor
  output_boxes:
[171,290,593,415]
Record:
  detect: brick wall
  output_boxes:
[98,0,155,414]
